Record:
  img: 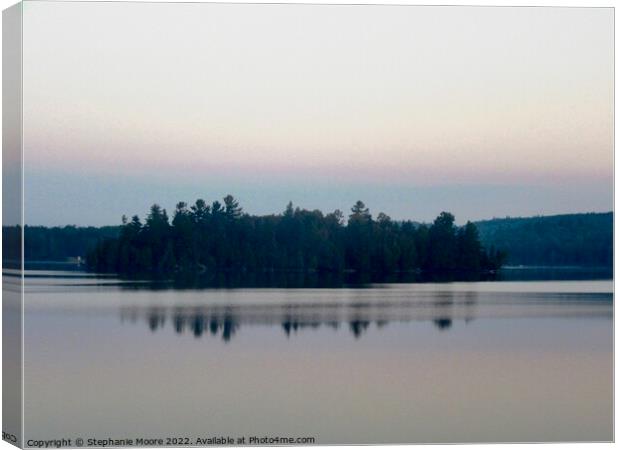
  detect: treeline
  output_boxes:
[2,225,121,267]
[22,225,120,261]
[87,195,504,275]
[475,212,612,267]
[8,210,611,273]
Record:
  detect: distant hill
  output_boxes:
[19,225,120,262]
[475,212,613,268]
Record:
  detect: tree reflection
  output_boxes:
[349,319,371,338]
[120,294,477,341]
[433,318,452,330]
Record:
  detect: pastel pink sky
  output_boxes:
[19,2,613,225]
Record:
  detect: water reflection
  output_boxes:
[24,271,614,443]
[433,318,452,330]
[120,295,474,341]
[115,284,614,342]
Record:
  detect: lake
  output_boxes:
[22,270,612,444]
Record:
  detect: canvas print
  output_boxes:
[2,1,614,447]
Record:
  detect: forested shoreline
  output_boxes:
[477,212,613,267]
[86,196,505,275]
[5,206,613,275]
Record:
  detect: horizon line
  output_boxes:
[17,209,614,229]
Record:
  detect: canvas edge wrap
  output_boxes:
[3,2,24,448]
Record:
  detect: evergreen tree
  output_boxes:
[223,195,243,220]
[87,197,503,276]
[457,221,482,270]
[426,212,457,271]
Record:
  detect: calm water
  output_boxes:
[22,271,612,444]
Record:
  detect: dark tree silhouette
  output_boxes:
[426,212,458,271]
[476,212,612,267]
[86,196,504,276]
[13,212,610,271]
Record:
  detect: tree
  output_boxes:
[142,204,173,273]
[223,195,243,220]
[377,212,391,226]
[284,201,294,218]
[373,212,398,272]
[457,221,482,270]
[173,202,196,268]
[346,201,372,272]
[349,200,371,223]
[329,209,345,226]
[190,199,210,224]
[86,197,506,276]
[211,201,223,216]
[427,212,457,271]
[145,204,170,232]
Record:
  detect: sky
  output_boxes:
[20,2,613,226]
